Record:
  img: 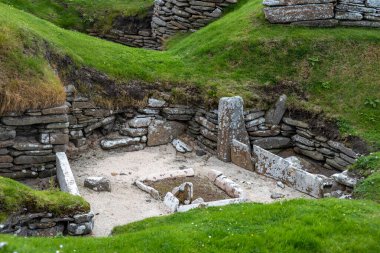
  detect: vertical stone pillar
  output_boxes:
[217,96,250,162]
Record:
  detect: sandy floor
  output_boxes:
[71,143,309,237]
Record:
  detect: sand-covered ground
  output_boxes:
[71,143,309,237]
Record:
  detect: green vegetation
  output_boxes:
[0,0,379,146]
[0,199,379,252]
[351,152,380,203]
[0,0,153,32]
[0,177,90,222]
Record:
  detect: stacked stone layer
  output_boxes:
[0,211,94,237]
[263,0,380,28]
[152,0,237,41]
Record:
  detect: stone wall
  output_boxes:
[0,211,94,236]
[0,89,360,181]
[263,0,380,28]
[151,0,237,42]
[0,106,69,180]
[86,0,238,49]
[88,10,161,50]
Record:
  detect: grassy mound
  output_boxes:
[0,0,379,146]
[0,0,153,32]
[0,199,379,252]
[0,177,90,222]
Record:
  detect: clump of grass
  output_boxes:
[350,152,380,203]
[0,177,90,222]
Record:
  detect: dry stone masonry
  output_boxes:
[263,0,380,28]
[88,0,238,49]
[152,0,237,42]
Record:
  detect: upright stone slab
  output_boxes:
[231,139,254,171]
[217,96,250,162]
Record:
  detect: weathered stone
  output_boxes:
[200,127,217,142]
[172,182,193,204]
[128,117,152,128]
[245,111,265,121]
[56,152,80,195]
[164,192,179,212]
[195,116,217,131]
[135,180,160,200]
[41,105,69,115]
[217,96,250,162]
[294,147,325,161]
[84,177,111,192]
[246,117,265,129]
[249,125,281,137]
[367,0,380,8]
[120,127,148,137]
[148,98,166,108]
[252,137,291,149]
[271,193,285,199]
[1,115,68,126]
[292,134,315,147]
[0,129,16,141]
[263,0,335,6]
[332,170,357,188]
[147,120,186,146]
[327,140,358,158]
[282,117,309,128]
[214,175,244,198]
[207,169,223,182]
[49,133,69,145]
[265,94,287,125]
[264,4,335,23]
[231,139,254,171]
[68,221,93,236]
[14,155,55,165]
[73,212,94,224]
[100,137,140,150]
[0,155,13,163]
[253,145,324,198]
[172,139,193,153]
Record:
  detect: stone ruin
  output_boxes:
[263,0,380,28]
[135,168,246,213]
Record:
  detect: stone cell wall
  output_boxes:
[0,211,94,237]
[88,11,161,50]
[263,0,380,28]
[0,86,360,181]
[0,106,69,180]
[151,0,237,42]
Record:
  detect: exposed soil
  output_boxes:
[145,176,230,202]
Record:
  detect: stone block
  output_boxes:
[265,94,287,125]
[217,96,250,162]
[56,152,80,196]
[147,120,186,146]
[264,4,335,23]
[231,139,254,171]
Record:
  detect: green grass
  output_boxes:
[0,177,90,222]
[0,0,153,32]
[0,198,379,252]
[0,0,379,146]
[351,152,380,203]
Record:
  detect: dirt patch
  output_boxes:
[145,176,230,202]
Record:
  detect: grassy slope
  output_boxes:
[0,177,90,222]
[0,199,379,252]
[0,0,379,145]
[0,0,153,31]
[351,152,380,203]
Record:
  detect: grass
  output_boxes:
[0,0,379,147]
[0,198,379,252]
[0,177,90,222]
[0,0,153,32]
[350,152,380,203]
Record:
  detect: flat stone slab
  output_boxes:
[264,4,335,24]
[100,137,140,150]
[56,152,80,196]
